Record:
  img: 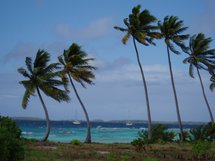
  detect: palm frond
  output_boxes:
[210,82,215,91]
[39,85,70,102]
[168,41,180,54]
[25,57,33,74]
[43,63,61,74]
[189,64,195,78]
[17,68,31,78]
[122,32,131,44]
[58,55,66,66]
[114,26,128,32]
[34,49,50,69]
[22,84,35,108]
[159,15,188,55]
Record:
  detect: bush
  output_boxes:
[133,124,176,145]
[70,139,82,145]
[143,158,162,161]
[0,116,24,161]
[131,138,145,151]
[191,141,211,158]
[189,122,215,141]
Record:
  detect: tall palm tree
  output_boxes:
[18,50,70,142]
[58,43,96,143]
[114,5,161,140]
[158,16,189,141]
[183,33,215,122]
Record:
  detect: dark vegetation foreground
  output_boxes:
[23,140,215,161]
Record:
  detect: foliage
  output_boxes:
[70,139,82,146]
[18,50,70,109]
[131,138,145,151]
[178,131,190,142]
[209,69,215,92]
[58,43,96,88]
[114,5,161,45]
[143,158,162,161]
[0,116,24,161]
[183,33,215,78]
[189,122,215,141]
[132,124,176,146]
[107,153,116,161]
[158,16,189,55]
[191,141,211,157]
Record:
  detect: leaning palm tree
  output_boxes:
[158,16,189,141]
[183,33,215,122]
[114,5,161,140]
[58,43,96,143]
[18,50,70,142]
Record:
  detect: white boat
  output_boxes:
[126,122,133,126]
[72,109,80,125]
[73,120,81,125]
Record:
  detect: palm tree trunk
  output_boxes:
[133,37,152,140]
[36,87,50,142]
[68,74,91,143]
[196,68,214,122]
[166,46,184,142]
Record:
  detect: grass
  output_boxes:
[23,140,215,161]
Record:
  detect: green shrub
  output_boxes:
[131,138,145,151]
[133,124,176,145]
[189,122,215,141]
[107,153,116,161]
[143,157,162,161]
[0,116,24,161]
[179,131,190,142]
[191,141,211,157]
[70,139,82,145]
[120,154,129,161]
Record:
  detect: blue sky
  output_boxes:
[0,0,215,122]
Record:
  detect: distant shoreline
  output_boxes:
[11,116,207,125]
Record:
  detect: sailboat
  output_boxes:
[72,109,81,125]
[73,120,81,125]
[125,109,133,126]
[126,121,133,126]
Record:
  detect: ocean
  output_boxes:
[16,120,200,143]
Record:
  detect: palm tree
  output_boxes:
[18,50,70,142]
[58,43,96,143]
[158,16,189,141]
[114,5,161,140]
[183,33,215,122]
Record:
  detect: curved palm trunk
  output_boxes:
[166,46,184,142]
[68,74,91,143]
[196,68,214,122]
[133,37,152,140]
[36,87,50,142]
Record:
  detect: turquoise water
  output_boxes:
[17,120,193,143]
[21,126,141,143]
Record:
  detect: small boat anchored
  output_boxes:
[73,120,81,125]
[126,122,133,126]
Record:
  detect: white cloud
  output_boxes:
[94,58,171,84]
[56,17,113,40]
[2,43,36,62]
